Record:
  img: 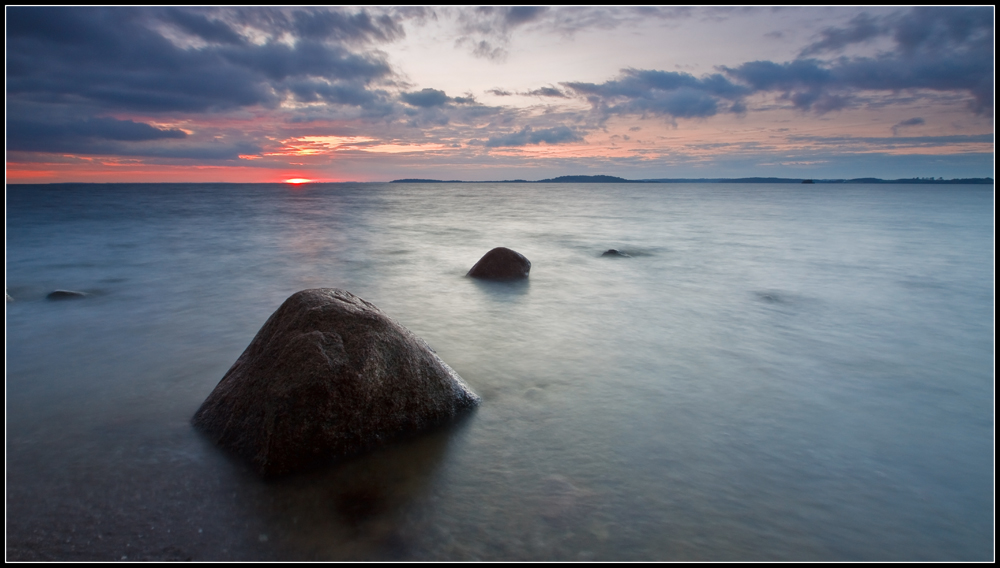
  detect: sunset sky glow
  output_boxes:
[6,6,995,183]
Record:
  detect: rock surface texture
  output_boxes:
[192,288,480,477]
[467,247,531,279]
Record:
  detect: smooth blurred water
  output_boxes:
[5,182,994,560]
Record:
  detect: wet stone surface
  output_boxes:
[467,247,531,280]
[192,288,480,478]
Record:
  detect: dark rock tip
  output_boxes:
[467,247,531,280]
[601,249,631,257]
[47,290,88,300]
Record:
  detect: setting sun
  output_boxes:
[284,178,312,185]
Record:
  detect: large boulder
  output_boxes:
[192,288,480,477]
[467,247,531,279]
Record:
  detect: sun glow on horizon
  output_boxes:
[284,178,313,185]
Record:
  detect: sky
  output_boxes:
[5,6,995,183]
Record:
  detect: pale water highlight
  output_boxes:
[5,182,994,560]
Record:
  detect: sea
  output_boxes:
[5,181,994,561]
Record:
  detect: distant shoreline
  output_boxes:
[391,175,994,185]
[6,175,994,187]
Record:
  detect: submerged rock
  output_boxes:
[46,290,88,300]
[192,288,480,477]
[601,249,631,257]
[467,247,531,279]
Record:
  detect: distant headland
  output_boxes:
[392,175,993,184]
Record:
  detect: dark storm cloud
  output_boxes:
[725,53,992,114]
[217,40,391,83]
[401,88,451,108]
[7,7,281,112]
[564,69,749,119]
[286,79,384,107]
[484,125,582,147]
[724,60,832,92]
[799,13,885,56]
[726,7,994,114]
[7,7,397,114]
[7,114,257,160]
[891,7,991,54]
[162,8,245,45]
[6,6,404,156]
[399,88,478,108]
[8,117,186,149]
[7,9,272,114]
[801,8,992,56]
[556,8,992,122]
[504,6,548,26]
[526,87,567,98]
[175,7,404,46]
[290,8,404,43]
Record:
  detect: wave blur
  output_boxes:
[6,182,994,560]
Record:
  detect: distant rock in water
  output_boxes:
[46,290,88,300]
[601,249,631,258]
[537,175,629,183]
[192,288,480,478]
[467,247,531,280]
[390,178,463,183]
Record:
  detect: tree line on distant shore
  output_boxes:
[391,175,994,184]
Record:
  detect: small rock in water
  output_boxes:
[601,249,630,257]
[756,291,783,303]
[467,247,531,279]
[192,288,480,477]
[46,290,88,300]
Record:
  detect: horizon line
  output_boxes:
[6,175,995,186]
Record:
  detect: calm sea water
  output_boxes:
[5,182,994,561]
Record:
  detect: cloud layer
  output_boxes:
[565,69,750,120]
[5,6,994,181]
[728,7,993,114]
